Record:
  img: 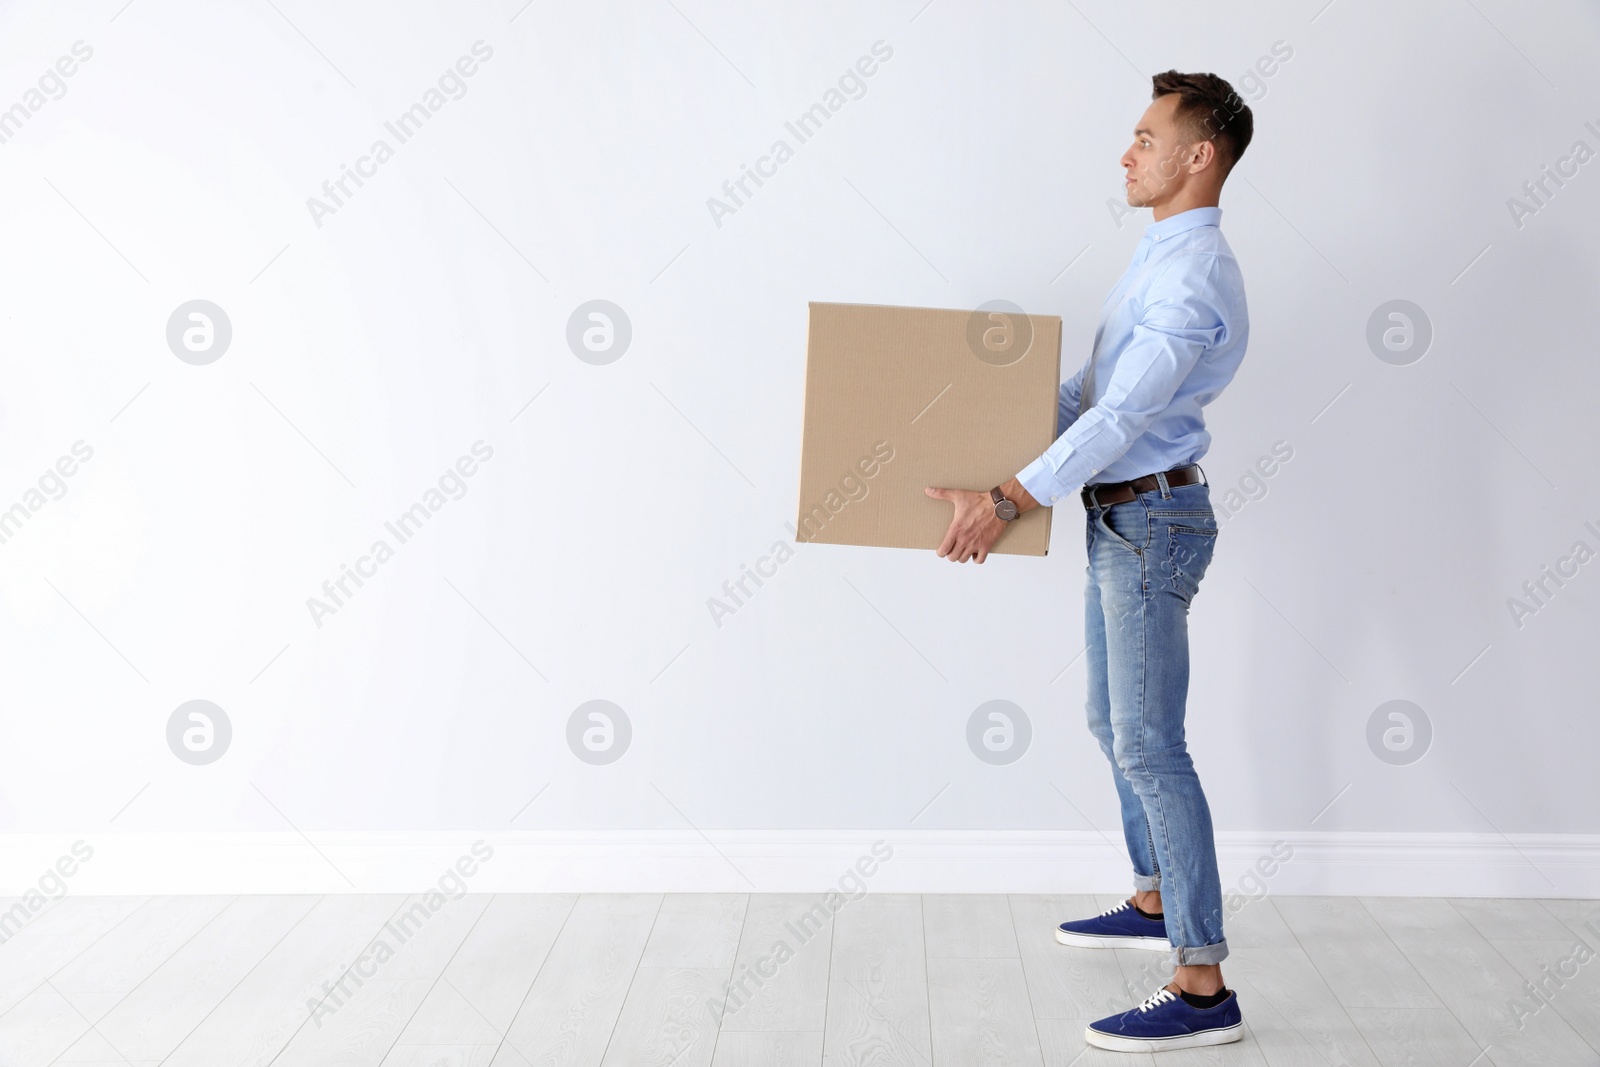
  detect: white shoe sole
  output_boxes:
[1055,928,1172,950]
[1084,1021,1244,1052]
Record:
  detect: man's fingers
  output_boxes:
[929,489,996,563]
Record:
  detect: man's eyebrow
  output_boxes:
[1134,127,1155,138]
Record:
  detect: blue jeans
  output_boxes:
[1083,472,1227,967]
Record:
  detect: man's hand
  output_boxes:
[925,479,1039,563]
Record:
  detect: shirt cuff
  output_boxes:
[1017,454,1070,508]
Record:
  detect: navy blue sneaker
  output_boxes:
[1055,897,1171,951]
[1085,985,1244,1052]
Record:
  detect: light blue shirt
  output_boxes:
[1016,206,1248,506]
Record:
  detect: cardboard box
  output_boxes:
[795,301,1060,556]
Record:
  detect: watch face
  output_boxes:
[997,500,1018,521]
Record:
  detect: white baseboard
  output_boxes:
[2,830,1597,897]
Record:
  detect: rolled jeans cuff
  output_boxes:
[1132,872,1161,892]
[1171,938,1229,967]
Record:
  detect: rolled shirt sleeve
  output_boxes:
[1016,253,1228,506]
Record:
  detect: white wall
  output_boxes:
[2,0,1597,895]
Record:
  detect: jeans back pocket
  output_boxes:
[1164,520,1218,602]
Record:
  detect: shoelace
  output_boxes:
[1097,899,1136,917]
[1135,987,1178,1013]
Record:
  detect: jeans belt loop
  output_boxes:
[1155,470,1171,498]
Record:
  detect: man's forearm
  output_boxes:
[998,476,1042,515]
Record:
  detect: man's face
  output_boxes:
[1121,93,1203,208]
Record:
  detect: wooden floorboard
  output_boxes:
[1360,895,1595,1067]
[78,894,320,1061]
[392,894,575,1047]
[1008,894,1135,1019]
[1271,894,1441,1010]
[492,893,661,1067]
[161,894,407,1067]
[271,891,491,1067]
[0,892,1594,1066]
[927,956,1044,1066]
[822,894,931,1067]
[0,898,149,1009]
[923,893,1019,959]
[49,895,235,1022]
[716,894,833,1034]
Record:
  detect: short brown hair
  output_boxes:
[1151,70,1253,178]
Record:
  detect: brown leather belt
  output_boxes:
[1081,463,1205,509]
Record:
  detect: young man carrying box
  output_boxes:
[926,70,1254,1054]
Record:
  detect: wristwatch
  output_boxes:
[990,485,1018,521]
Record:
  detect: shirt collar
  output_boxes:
[1145,206,1222,243]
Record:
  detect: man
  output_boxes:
[926,70,1253,1053]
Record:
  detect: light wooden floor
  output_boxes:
[0,892,1596,1066]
